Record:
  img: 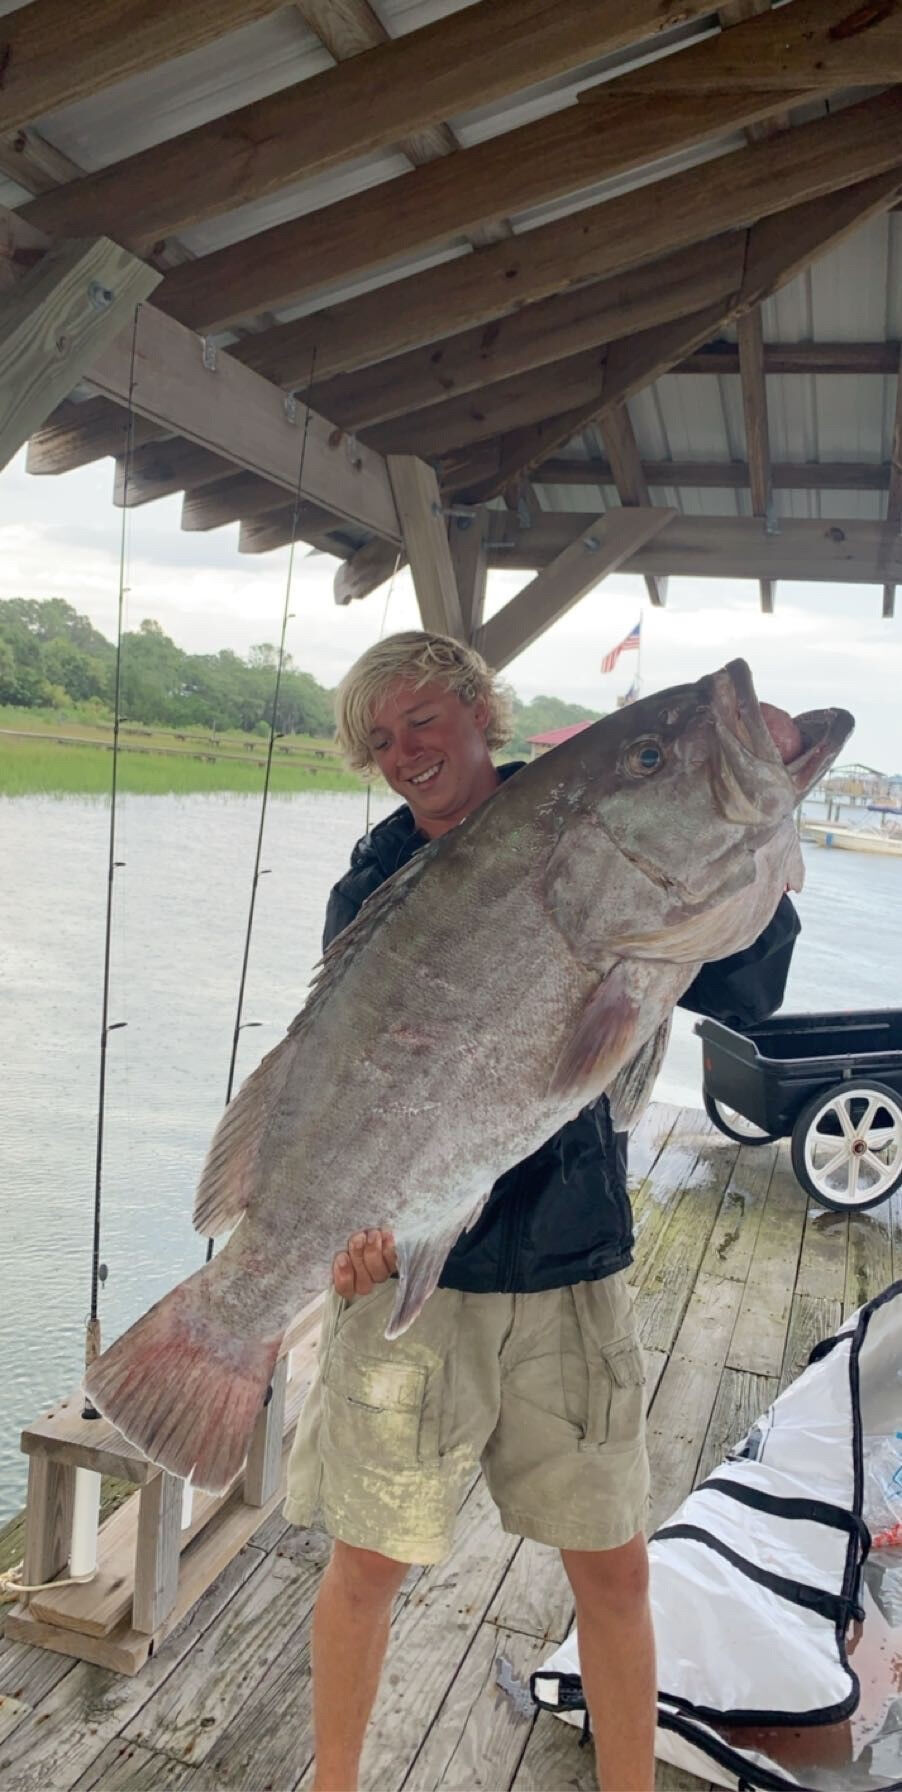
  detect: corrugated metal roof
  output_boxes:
[2,0,898,541]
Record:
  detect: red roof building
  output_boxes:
[525,721,594,757]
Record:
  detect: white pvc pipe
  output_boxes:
[181,1479,194,1529]
[69,1466,101,1577]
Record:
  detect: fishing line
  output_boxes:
[363,551,402,836]
[207,352,318,1262]
[82,302,143,1418]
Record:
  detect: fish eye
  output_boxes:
[626,737,665,777]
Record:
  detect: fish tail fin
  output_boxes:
[83,1263,282,1493]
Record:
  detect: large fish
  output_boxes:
[85,660,852,1491]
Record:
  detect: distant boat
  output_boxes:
[801,821,902,858]
[867,802,902,817]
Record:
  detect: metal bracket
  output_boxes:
[765,495,779,537]
[283,393,298,424]
[88,280,114,311]
[201,338,218,373]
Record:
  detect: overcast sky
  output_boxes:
[3,447,900,771]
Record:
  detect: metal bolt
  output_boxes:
[88,280,114,310]
[202,338,218,372]
[584,534,600,551]
[283,393,298,424]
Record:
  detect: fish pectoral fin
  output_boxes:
[606,1016,673,1132]
[549,962,639,1099]
[193,1035,293,1236]
[386,1194,489,1340]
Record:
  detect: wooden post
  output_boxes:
[132,1471,183,1634]
[22,1455,75,1590]
[448,508,489,641]
[0,233,160,471]
[244,1357,289,1507]
[388,454,466,639]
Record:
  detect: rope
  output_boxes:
[0,1565,95,1602]
[207,351,318,1262]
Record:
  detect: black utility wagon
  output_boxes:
[695,1009,902,1212]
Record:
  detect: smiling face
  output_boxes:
[367,676,501,837]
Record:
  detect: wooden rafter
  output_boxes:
[536,458,896,492]
[334,538,402,607]
[181,470,295,531]
[305,237,744,431]
[142,0,902,332]
[446,166,902,501]
[0,236,161,473]
[680,342,901,376]
[238,507,364,557]
[476,510,675,671]
[599,404,668,609]
[736,307,775,613]
[0,0,284,134]
[295,0,511,246]
[27,398,168,474]
[21,0,721,249]
[113,440,239,509]
[483,514,902,590]
[228,91,902,389]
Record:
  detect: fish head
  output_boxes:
[554,661,853,952]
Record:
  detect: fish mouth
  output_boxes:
[707,660,854,805]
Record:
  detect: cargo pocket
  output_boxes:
[323,1342,431,1474]
[580,1337,647,1453]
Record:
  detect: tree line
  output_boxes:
[0,598,600,752]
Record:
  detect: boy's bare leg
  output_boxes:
[562,1532,657,1792]
[312,1540,410,1792]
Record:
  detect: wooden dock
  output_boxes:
[1,1102,898,1792]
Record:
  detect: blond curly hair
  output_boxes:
[335,630,514,773]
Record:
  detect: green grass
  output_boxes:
[0,735,365,797]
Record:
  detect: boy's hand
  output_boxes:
[332,1228,398,1298]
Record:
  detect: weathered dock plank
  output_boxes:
[0,1692,29,1745]
[727,1150,807,1376]
[794,1203,848,1303]
[485,1539,572,1648]
[695,1370,779,1488]
[0,1547,265,1791]
[699,1143,776,1283]
[779,1293,843,1393]
[70,1739,199,1790]
[122,1530,331,1763]
[633,1135,739,1353]
[845,1200,894,1317]
[403,1622,536,1791]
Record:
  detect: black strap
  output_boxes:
[699,1475,871,1554]
[653,1523,863,1626]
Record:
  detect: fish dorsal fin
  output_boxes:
[288,836,444,1045]
[606,1016,673,1132]
[549,962,639,1099]
[193,1035,294,1236]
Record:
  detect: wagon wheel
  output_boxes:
[790,1079,902,1212]
[702,1091,776,1145]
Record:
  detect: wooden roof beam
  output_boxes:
[295,0,512,248]
[0,235,160,473]
[880,345,902,619]
[20,0,720,248]
[599,403,668,608]
[26,397,169,474]
[476,509,675,671]
[113,439,239,509]
[536,457,894,492]
[181,470,299,531]
[483,514,902,588]
[736,307,776,613]
[0,0,284,135]
[229,91,902,389]
[446,166,902,501]
[238,507,365,557]
[145,0,900,331]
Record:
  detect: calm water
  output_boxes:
[1,790,901,1521]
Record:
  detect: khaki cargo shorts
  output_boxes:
[283,1272,649,1565]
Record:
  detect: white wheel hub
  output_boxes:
[803,1088,902,1206]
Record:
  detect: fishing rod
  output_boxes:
[82,307,142,1418]
[209,359,317,1261]
[363,552,403,837]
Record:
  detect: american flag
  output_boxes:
[600,621,641,675]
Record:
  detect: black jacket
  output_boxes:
[324,763,800,1294]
